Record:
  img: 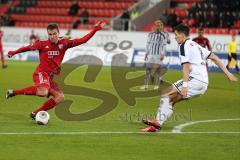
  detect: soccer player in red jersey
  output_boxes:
[192,27,211,69]
[192,28,211,51]
[29,30,38,45]
[6,21,105,119]
[0,25,7,69]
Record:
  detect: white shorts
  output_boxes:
[173,77,208,99]
[146,55,163,68]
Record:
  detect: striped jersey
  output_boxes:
[146,31,170,55]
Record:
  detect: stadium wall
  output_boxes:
[2,27,240,72]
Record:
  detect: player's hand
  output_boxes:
[227,73,238,82]
[8,51,15,58]
[180,87,188,98]
[95,21,106,29]
[160,55,164,61]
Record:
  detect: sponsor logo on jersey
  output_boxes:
[48,51,60,56]
[58,44,64,49]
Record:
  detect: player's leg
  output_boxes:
[151,55,163,90]
[232,54,239,73]
[0,47,7,68]
[6,86,37,98]
[155,87,180,124]
[154,64,164,90]
[31,81,64,119]
[141,85,180,132]
[32,90,64,117]
[6,72,50,98]
[141,55,155,90]
[226,54,232,69]
[156,91,184,123]
[141,67,151,90]
[0,47,3,65]
[6,86,50,98]
[142,78,208,132]
[150,67,155,84]
[148,78,204,128]
[149,57,159,86]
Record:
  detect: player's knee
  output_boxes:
[36,88,49,97]
[55,93,64,103]
[146,68,151,74]
[59,94,65,102]
[169,97,175,104]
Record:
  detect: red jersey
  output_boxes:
[31,38,77,75]
[192,36,211,51]
[9,26,101,75]
[0,30,3,48]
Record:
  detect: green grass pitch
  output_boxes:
[0,61,239,160]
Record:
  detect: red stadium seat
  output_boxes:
[160,0,238,34]
[11,0,137,29]
[216,28,229,35]
[164,27,173,32]
[180,10,188,18]
[221,29,229,34]
[188,19,195,27]
[190,28,197,33]
[229,29,238,35]
[203,28,209,34]
[77,25,93,30]
[182,19,188,25]
[215,29,222,34]
[208,28,216,34]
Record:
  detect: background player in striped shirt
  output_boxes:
[141,19,170,90]
[141,24,237,132]
[6,21,105,119]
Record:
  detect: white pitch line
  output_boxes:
[172,118,240,133]
[0,131,239,135]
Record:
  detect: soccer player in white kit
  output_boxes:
[141,19,170,90]
[141,24,238,132]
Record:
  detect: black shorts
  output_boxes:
[229,53,237,61]
[231,53,237,61]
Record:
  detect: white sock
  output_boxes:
[155,75,163,87]
[159,76,162,81]
[156,97,173,125]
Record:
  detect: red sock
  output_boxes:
[0,51,4,65]
[13,86,37,95]
[34,98,57,114]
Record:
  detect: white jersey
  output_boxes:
[146,31,170,55]
[178,39,211,83]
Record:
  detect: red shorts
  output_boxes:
[33,71,63,93]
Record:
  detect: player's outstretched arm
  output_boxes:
[208,53,238,81]
[8,40,40,58]
[8,45,31,58]
[68,21,106,48]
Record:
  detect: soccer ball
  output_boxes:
[35,111,50,125]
